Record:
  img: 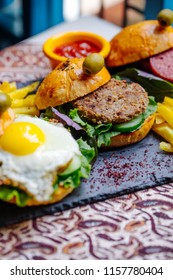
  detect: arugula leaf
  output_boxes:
[116,68,173,102]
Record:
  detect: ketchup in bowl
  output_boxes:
[53,40,100,58]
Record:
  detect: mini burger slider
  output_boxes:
[0,90,95,207]
[0,114,96,207]
[35,55,157,148]
[106,9,173,83]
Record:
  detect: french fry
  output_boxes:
[160,142,173,153]
[155,113,165,125]
[8,81,39,99]
[152,122,173,146]
[152,96,173,152]
[163,96,173,108]
[0,80,40,117]
[13,106,40,116]
[157,103,173,128]
[0,81,17,93]
[11,94,36,108]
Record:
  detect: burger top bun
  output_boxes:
[106,20,173,68]
[35,57,111,110]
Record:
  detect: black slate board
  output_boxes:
[0,131,173,227]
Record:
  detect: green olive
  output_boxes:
[0,92,12,113]
[157,9,173,27]
[83,53,104,75]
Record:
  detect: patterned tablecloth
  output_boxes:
[0,44,173,260]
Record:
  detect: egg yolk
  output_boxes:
[0,122,45,156]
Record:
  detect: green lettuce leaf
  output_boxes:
[143,96,157,119]
[69,108,95,137]
[0,185,30,207]
[94,123,112,135]
[69,108,119,147]
[56,138,96,189]
[58,171,81,189]
[97,131,120,147]
[69,108,114,137]
[77,138,96,178]
[116,68,173,102]
[77,137,95,163]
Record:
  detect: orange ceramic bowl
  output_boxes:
[43,31,111,69]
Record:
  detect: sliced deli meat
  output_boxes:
[149,48,173,82]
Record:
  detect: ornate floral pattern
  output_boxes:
[1,185,173,260]
[0,44,51,82]
[0,44,173,260]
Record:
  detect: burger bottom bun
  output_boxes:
[104,114,155,148]
[7,185,74,207]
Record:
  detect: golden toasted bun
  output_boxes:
[103,114,155,148]
[0,108,15,136]
[106,20,173,67]
[27,185,74,206]
[6,185,74,207]
[35,57,111,110]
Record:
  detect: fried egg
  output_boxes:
[0,115,81,202]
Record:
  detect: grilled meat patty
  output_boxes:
[72,78,149,124]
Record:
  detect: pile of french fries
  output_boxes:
[152,96,173,152]
[0,81,40,116]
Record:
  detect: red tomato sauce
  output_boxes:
[53,40,100,58]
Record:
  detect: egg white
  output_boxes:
[0,115,81,202]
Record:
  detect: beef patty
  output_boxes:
[72,78,149,124]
